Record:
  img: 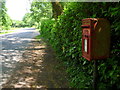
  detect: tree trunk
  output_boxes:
[51,1,63,20]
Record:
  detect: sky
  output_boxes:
[5,0,33,21]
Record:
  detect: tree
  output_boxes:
[12,20,25,28]
[22,13,35,27]
[30,1,52,28]
[0,0,12,30]
[51,1,63,20]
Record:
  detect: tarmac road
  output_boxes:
[0,28,40,87]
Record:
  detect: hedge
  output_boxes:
[40,2,120,89]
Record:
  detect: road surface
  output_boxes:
[0,28,40,87]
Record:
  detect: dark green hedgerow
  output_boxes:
[40,2,120,89]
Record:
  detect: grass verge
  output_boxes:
[0,30,15,34]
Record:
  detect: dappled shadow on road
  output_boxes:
[2,39,69,88]
[0,31,39,86]
[0,50,25,86]
[1,31,38,50]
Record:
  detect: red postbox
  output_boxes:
[81,18,110,61]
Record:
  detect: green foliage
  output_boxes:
[30,1,52,28]
[40,18,55,42]
[22,13,35,27]
[40,2,120,89]
[12,20,24,28]
[0,0,12,30]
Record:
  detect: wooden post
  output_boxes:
[93,60,98,90]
